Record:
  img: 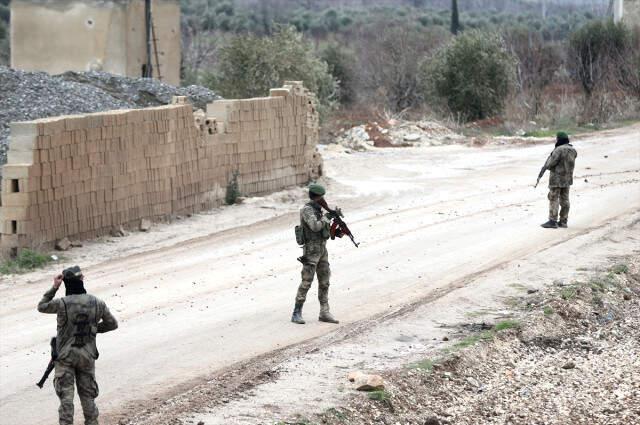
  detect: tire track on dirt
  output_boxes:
[115,210,640,425]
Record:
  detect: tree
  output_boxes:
[451,0,460,35]
[321,43,356,105]
[215,26,338,116]
[422,30,516,121]
[357,26,449,112]
[569,20,632,98]
[506,28,563,117]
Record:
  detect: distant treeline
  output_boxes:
[181,0,608,41]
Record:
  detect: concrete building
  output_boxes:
[10,0,181,85]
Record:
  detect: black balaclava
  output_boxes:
[63,265,87,296]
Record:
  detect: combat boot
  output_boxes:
[319,303,339,324]
[291,303,305,324]
[541,220,558,229]
[558,220,568,228]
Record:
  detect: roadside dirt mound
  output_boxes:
[316,257,640,425]
[334,119,461,151]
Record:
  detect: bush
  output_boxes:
[215,26,338,117]
[421,30,516,121]
[225,171,240,205]
[0,250,55,274]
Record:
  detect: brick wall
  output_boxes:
[0,81,321,256]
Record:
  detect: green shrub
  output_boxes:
[494,319,520,331]
[421,30,516,121]
[0,250,55,274]
[611,263,629,275]
[368,390,391,401]
[215,26,338,117]
[225,171,240,205]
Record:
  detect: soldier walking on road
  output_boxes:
[292,184,340,325]
[537,132,578,229]
[38,266,118,425]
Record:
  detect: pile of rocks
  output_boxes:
[334,119,462,152]
[0,66,220,166]
[387,120,461,145]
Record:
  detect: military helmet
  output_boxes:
[309,183,326,196]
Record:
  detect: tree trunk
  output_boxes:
[451,0,460,35]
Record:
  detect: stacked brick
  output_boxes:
[0,82,321,256]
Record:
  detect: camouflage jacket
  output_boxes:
[543,144,577,188]
[300,201,330,243]
[38,286,118,360]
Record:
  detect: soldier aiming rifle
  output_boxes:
[292,184,359,325]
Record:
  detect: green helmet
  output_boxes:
[309,183,326,196]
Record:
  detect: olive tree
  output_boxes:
[421,30,516,121]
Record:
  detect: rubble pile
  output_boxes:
[334,119,461,151]
[0,66,220,166]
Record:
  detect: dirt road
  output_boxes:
[0,125,638,425]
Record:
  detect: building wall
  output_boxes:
[0,82,321,256]
[150,0,181,86]
[10,0,180,85]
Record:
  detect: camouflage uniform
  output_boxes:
[542,143,577,224]
[295,201,332,309]
[38,286,118,425]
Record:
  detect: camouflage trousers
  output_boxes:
[295,241,331,305]
[54,347,99,425]
[548,187,570,223]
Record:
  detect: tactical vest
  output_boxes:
[301,202,327,243]
[57,294,100,359]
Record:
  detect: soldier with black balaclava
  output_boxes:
[38,266,118,425]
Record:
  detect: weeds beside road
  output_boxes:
[315,258,640,425]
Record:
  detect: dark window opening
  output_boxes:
[11,220,17,234]
[10,179,19,193]
[10,247,18,259]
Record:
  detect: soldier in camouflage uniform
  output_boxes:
[538,132,578,229]
[38,266,118,425]
[292,184,339,325]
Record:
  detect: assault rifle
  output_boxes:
[36,337,57,388]
[535,149,554,189]
[317,198,360,248]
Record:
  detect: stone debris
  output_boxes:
[334,119,461,151]
[349,372,385,392]
[0,66,220,167]
[139,219,152,232]
[55,237,72,251]
[110,225,128,238]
